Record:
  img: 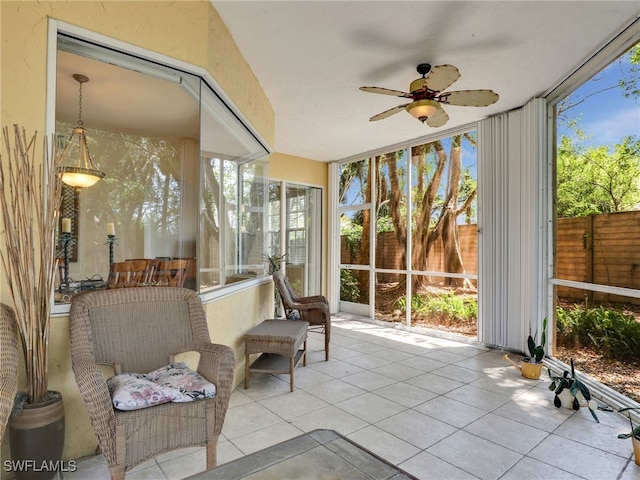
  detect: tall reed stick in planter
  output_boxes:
[0,125,62,404]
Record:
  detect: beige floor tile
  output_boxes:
[216,440,245,466]
[376,410,457,449]
[500,456,584,480]
[528,434,629,480]
[553,415,633,457]
[69,318,634,480]
[307,358,366,378]
[127,464,169,480]
[373,381,438,408]
[423,350,469,365]
[399,355,449,372]
[463,412,549,454]
[303,378,367,403]
[335,392,406,423]
[347,425,421,465]
[415,395,487,428]
[444,384,512,411]
[405,371,465,395]
[258,389,329,420]
[230,421,304,455]
[371,362,424,381]
[241,373,291,400]
[158,448,206,480]
[399,450,478,480]
[370,347,417,363]
[340,370,397,391]
[347,341,387,354]
[431,363,487,384]
[221,402,283,440]
[343,352,393,370]
[427,430,522,480]
[492,398,573,432]
[289,405,369,435]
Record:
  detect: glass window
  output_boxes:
[552,42,640,403]
[54,35,269,303]
[336,131,478,336]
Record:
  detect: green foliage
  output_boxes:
[556,304,640,361]
[527,317,547,363]
[340,219,362,257]
[376,215,395,233]
[340,269,360,302]
[548,358,599,423]
[396,293,477,323]
[617,407,640,441]
[557,135,640,217]
[263,252,288,274]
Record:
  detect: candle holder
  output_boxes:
[106,234,118,267]
[59,231,74,292]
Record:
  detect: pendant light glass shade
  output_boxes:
[58,74,105,188]
[406,99,439,123]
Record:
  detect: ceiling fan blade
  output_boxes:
[424,65,460,92]
[360,86,411,98]
[426,105,449,128]
[369,104,409,121]
[437,89,499,107]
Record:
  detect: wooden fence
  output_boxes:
[342,211,640,303]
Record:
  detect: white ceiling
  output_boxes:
[56,2,640,163]
[212,1,639,162]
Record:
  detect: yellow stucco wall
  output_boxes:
[269,152,328,188]
[0,0,276,465]
[0,1,274,144]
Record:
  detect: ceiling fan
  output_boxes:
[359,63,499,127]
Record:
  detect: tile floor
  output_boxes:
[69,316,639,480]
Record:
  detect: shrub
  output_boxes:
[396,293,477,324]
[340,269,361,303]
[556,304,640,360]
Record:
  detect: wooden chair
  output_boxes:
[69,287,235,480]
[273,271,331,361]
[0,304,18,444]
[154,259,190,287]
[107,260,154,288]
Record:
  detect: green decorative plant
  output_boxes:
[548,358,599,422]
[617,407,640,441]
[526,317,547,363]
[264,252,288,317]
[263,252,288,275]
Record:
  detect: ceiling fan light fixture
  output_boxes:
[406,99,439,123]
[58,74,105,189]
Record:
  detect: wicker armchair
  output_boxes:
[273,271,330,360]
[0,303,18,445]
[69,287,235,480]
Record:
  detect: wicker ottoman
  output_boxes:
[244,319,309,392]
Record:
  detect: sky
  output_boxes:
[559,47,639,147]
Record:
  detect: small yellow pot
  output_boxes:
[633,436,640,466]
[520,358,543,379]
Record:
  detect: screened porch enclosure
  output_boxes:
[337,134,479,338]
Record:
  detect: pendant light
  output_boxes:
[58,74,105,188]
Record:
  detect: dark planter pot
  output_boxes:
[9,392,65,480]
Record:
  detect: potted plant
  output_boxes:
[0,125,64,479]
[264,252,288,317]
[617,407,640,466]
[502,317,547,379]
[548,358,599,423]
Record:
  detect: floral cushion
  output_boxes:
[107,372,186,411]
[147,362,217,401]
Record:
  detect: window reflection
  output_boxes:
[55,37,269,303]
